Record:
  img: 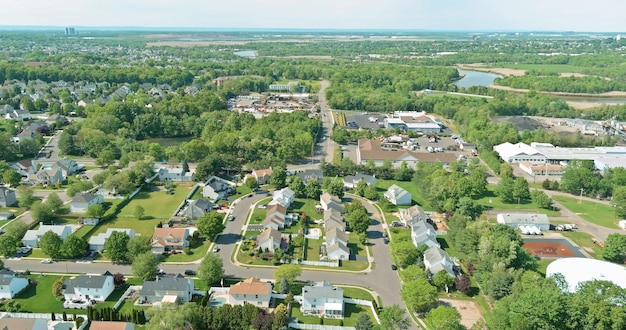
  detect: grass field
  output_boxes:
[292,198,323,221]
[437,236,461,259]
[552,196,619,229]
[560,231,604,259]
[340,286,375,301]
[290,302,375,327]
[118,186,192,220]
[375,179,430,210]
[476,185,561,217]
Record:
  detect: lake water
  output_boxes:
[234,50,258,58]
[454,69,502,88]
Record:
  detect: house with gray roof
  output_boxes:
[423,246,456,277]
[384,184,412,206]
[257,228,282,253]
[63,271,114,302]
[185,199,212,220]
[0,186,17,207]
[320,192,343,213]
[326,227,348,247]
[300,281,344,319]
[411,220,439,249]
[343,173,376,189]
[22,224,72,247]
[69,192,104,214]
[296,169,324,184]
[139,274,194,305]
[327,242,350,261]
[0,268,29,299]
[399,205,428,227]
[202,176,235,202]
[89,228,136,251]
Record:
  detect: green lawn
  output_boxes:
[552,196,619,229]
[536,259,552,277]
[292,198,323,221]
[375,180,430,209]
[560,231,604,259]
[348,233,367,257]
[306,237,323,261]
[340,286,375,301]
[0,206,27,218]
[230,185,253,200]
[3,275,77,313]
[437,236,461,259]
[118,186,192,220]
[290,302,375,327]
[476,185,560,217]
[163,236,210,262]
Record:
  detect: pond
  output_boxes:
[454,69,502,88]
[234,50,258,59]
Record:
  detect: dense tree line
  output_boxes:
[495,74,626,94]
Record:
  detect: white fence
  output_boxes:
[288,323,356,330]
[114,285,142,309]
[343,299,380,324]
[293,260,339,267]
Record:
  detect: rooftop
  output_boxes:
[229,278,271,295]
[546,258,626,293]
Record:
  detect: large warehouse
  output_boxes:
[496,213,550,231]
[546,258,626,292]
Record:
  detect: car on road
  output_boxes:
[383,238,389,244]
[228,215,235,221]
[213,246,220,253]
[391,264,398,271]
[157,268,166,275]
[41,259,53,264]
[184,270,197,276]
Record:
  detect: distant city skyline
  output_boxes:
[3,0,626,32]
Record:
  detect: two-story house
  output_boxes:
[398,205,428,227]
[228,277,272,308]
[139,274,194,305]
[62,271,115,302]
[151,228,191,254]
[384,184,412,206]
[320,192,344,213]
[0,186,17,207]
[0,269,29,299]
[423,246,456,277]
[251,168,273,185]
[411,220,439,249]
[343,173,376,189]
[269,187,295,209]
[22,224,72,247]
[69,192,104,214]
[257,228,282,253]
[300,281,344,319]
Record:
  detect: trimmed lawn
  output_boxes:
[306,237,323,261]
[231,185,253,200]
[91,217,163,237]
[348,233,367,257]
[163,236,210,262]
[250,209,266,224]
[4,275,78,313]
[292,198,323,221]
[338,261,369,271]
[560,231,604,259]
[290,303,375,327]
[376,179,430,209]
[536,258,552,277]
[553,196,619,229]
[340,286,375,301]
[118,186,192,220]
[476,185,560,217]
[437,236,461,259]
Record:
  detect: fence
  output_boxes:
[343,299,380,324]
[292,260,339,267]
[114,285,142,309]
[288,323,356,330]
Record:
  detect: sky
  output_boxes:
[3,0,626,32]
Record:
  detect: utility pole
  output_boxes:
[579,188,584,204]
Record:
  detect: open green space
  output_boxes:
[292,198,323,221]
[552,196,619,229]
[1,275,81,313]
[339,286,375,302]
[290,302,375,327]
[348,232,367,257]
[305,236,323,261]
[481,63,588,74]
[476,185,560,217]
[535,258,552,277]
[118,186,192,220]
[163,236,210,262]
[230,185,253,200]
[375,179,430,210]
[437,236,461,259]
[560,231,603,259]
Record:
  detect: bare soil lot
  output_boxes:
[439,299,483,328]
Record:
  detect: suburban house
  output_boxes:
[11,159,38,177]
[151,228,191,254]
[0,269,29,299]
[251,168,273,185]
[257,228,282,253]
[53,158,84,175]
[0,318,47,329]
[327,243,350,261]
[326,227,348,247]
[423,246,456,277]
[202,176,235,202]
[154,167,193,182]
[228,277,273,308]
[263,204,291,230]
[496,213,550,231]
[89,321,135,330]
[28,166,64,186]
[270,187,295,209]
[399,205,428,227]
[263,215,286,231]
[411,220,439,249]
[300,281,345,319]
[184,199,213,220]
[296,169,324,184]
[139,274,194,305]
[320,192,344,213]
[3,108,31,121]
[69,192,104,214]
[22,224,72,247]
[343,173,376,189]
[0,186,17,207]
[88,228,136,251]
[62,271,115,302]
[384,184,412,206]
[324,209,346,232]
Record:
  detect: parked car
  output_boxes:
[383,238,389,244]
[213,246,220,253]
[391,264,398,271]
[228,215,235,221]
[257,204,267,209]
[184,269,197,276]
[41,259,53,264]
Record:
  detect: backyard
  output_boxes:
[118,185,192,220]
[476,185,561,217]
[375,179,430,210]
[290,303,376,327]
[552,196,619,229]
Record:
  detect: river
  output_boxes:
[454,69,502,88]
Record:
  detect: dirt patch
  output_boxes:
[522,241,577,257]
[492,116,544,131]
[439,299,483,328]
[457,64,526,76]
[560,72,587,78]
[565,101,607,110]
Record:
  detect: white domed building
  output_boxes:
[546,258,626,293]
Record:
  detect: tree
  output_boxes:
[52,276,65,297]
[512,178,530,203]
[363,185,378,200]
[182,161,189,173]
[198,253,224,285]
[0,235,18,257]
[432,272,456,292]
[346,208,370,234]
[274,264,301,286]
[31,201,55,223]
[354,313,374,330]
[270,166,287,188]
[305,179,322,200]
[455,197,482,220]
[46,193,64,214]
[391,241,420,269]
[531,190,553,209]
[61,235,87,259]
[197,212,226,240]
[455,274,472,295]
[96,149,116,167]
[113,273,126,287]
[105,231,131,263]
[602,233,626,263]
[252,311,274,330]
[126,235,152,262]
[401,278,437,314]
[495,176,515,203]
[39,231,63,258]
[612,186,626,218]
[354,180,368,197]
[327,177,345,198]
[85,204,105,218]
[2,169,22,187]
[273,303,288,329]
[246,177,258,190]
[499,163,514,178]
[279,276,290,294]
[17,186,37,207]
[133,205,145,220]
[379,305,410,330]
[132,252,159,281]
[425,305,464,330]
[289,176,305,198]
[399,265,427,282]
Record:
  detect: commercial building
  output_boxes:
[546,258,626,292]
[496,213,550,231]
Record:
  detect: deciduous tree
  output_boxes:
[126,235,152,262]
[602,233,626,263]
[270,166,287,188]
[378,305,411,330]
[274,264,301,287]
[39,231,63,258]
[289,176,305,198]
[401,278,437,314]
[131,252,159,281]
[198,252,224,285]
[425,305,464,330]
[61,235,87,259]
[105,231,131,263]
[305,179,321,200]
[197,212,226,240]
[0,235,18,257]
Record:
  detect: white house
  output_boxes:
[423,246,455,277]
[227,277,273,308]
[202,176,235,202]
[343,174,376,189]
[327,243,350,261]
[63,271,115,302]
[139,274,194,305]
[300,281,344,319]
[326,227,348,247]
[411,220,439,249]
[69,192,104,214]
[493,142,547,164]
[384,184,412,206]
[88,228,136,251]
[151,228,191,254]
[22,224,72,247]
[496,213,550,231]
[269,187,295,209]
[0,269,29,299]
[399,205,428,227]
[155,167,193,182]
[320,192,344,213]
[257,228,282,253]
